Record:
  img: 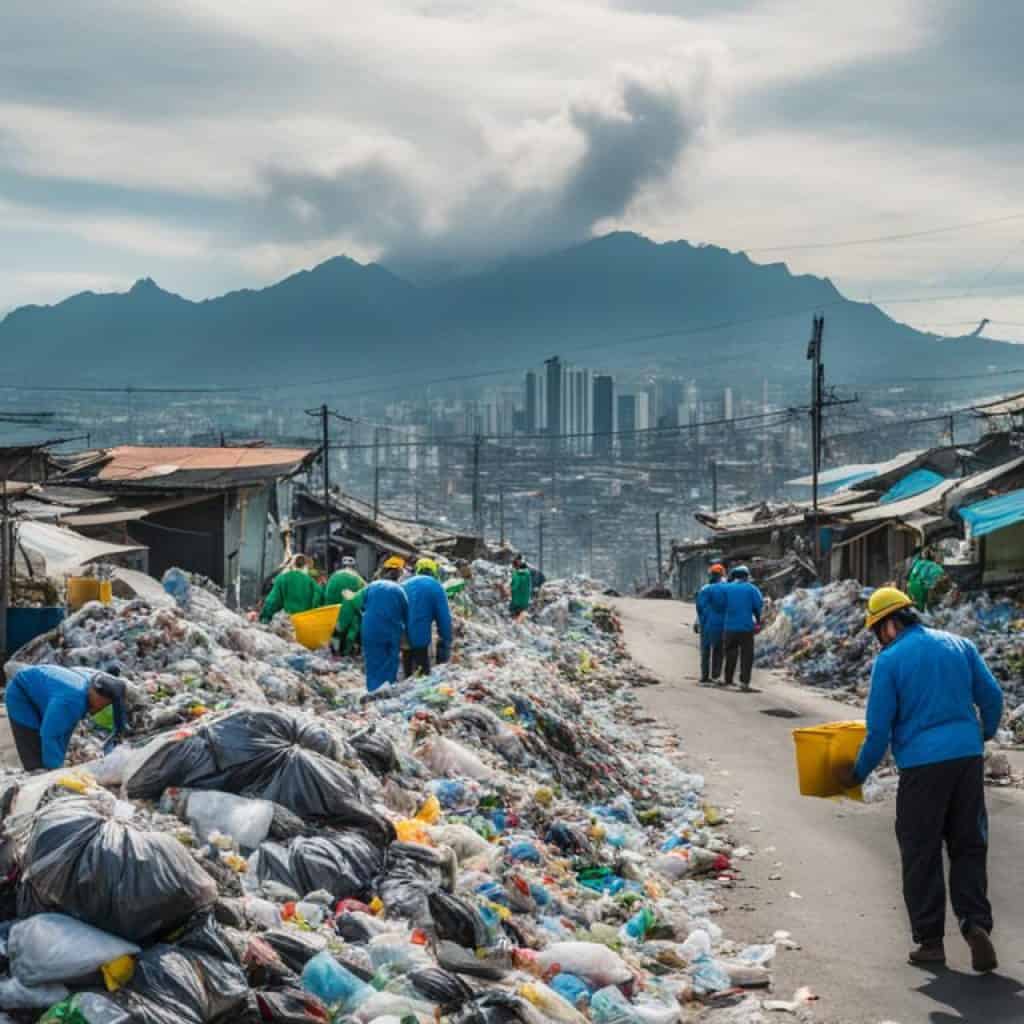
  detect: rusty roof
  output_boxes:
[97,446,313,481]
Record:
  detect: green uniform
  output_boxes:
[510,568,533,613]
[323,569,366,606]
[336,587,367,655]
[907,558,946,611]
[260,569,322,623]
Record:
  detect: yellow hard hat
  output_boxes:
[415,557,439,577]
[865,586,914,630]
[383,555,406,570]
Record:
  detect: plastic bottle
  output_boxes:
[301,951,371,1012]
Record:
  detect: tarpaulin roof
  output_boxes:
[943,454,1024,515]
[880,468,946,504]
[959,487,1024,538]
[15,521,147,576]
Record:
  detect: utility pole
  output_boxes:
[655,510,664,584]
[710,459,719,514]
[807,315,825,567]
[319,404,332,572]
[948,414,956,447]
[471,433,482,537]
[373,428,381,522]
[0,479,8,658]
[538,513,545,574]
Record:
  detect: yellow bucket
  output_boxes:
[792,720,866,800]
[290,604,341,650]
[68,577,113,611]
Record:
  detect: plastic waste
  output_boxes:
[302,951,371,1012]
[590,986,642,1024]
[536,943,632,987]
[9,914,141,987]
[40,992,132,1023]
[0,975,69,1010]
[415,736,493,780]
[18,797,218,944]
[549,973,592,1007]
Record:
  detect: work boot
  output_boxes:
[965,926,997,973]
[908,941,946,966]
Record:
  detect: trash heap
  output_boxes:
[757,581,1024,701]
[0,564,784,1023]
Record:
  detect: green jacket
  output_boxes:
[510,568,533,612]
[336,587,367,655]
[324,569,366,606]
[907,558,946,611]
[260,570,323,622]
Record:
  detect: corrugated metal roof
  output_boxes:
[97,446,313,481]
[943,454,1024,513]
[845,480,957,524]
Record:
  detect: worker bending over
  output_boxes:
[722,566,763,691]
[361,556,409,691]
[695,563,727,685]
[838,587,1003,972]
[6,665,128,770]
[402,558,453,677]
[260,554,322,623]
[509,555,532,617]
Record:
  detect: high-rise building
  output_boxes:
[593,375,615,456]
[545,357,562,439]
[723,386,734,422]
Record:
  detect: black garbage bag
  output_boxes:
[428,890,490,949]
[454,991,535,1024]
[377,842,453,923]
[261,930,329,974]
[112,913,250,1024]
[436,940,512,981]
[544,822,591,856]
[18,796,217,944]
[409,966,475,1012]
[254,988,331,1022]
[252,830,384,903]
[350,724,399,776]
[334,911,375,944]
[124,708,392,838]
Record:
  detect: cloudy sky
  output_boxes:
[3,0,1023,338]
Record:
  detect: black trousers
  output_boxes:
[10,720,44,771]
[403,646,431,678]
[723,630,755,686]
[896,756,992,944]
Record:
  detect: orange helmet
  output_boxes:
[710,563,726,576]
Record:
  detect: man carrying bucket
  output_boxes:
[836,586,1004,972]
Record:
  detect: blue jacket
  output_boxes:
[402,575,453,658]
[361,580,409,645]
[854,625,1004,782]
[5,665,100,769]
[723,580,763,633]
[696,582,726,638]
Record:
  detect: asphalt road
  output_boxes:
[614,597,1024,1024]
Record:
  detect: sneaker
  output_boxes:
[965,926,997,973]
[908,941,946,966]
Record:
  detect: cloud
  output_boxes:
[253,65,712,278]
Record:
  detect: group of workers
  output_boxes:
[694,563,764,690]
[260,552,454,694]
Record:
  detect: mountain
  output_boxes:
[2,233,1021,391]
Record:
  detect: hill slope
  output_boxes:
[1,233,1020,390]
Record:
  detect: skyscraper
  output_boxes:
[593,375,615,456]
[545,357,562,440]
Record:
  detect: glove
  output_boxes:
[102,735,122,756]
[834,763,859,790]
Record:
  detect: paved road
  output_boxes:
[614,597,1024,1024]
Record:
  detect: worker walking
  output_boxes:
[402,558,453,677]
[361,556,409,691]
[695,563,727,685]
[722,565,763,691]
[323,555,366,606]
[335,587,366,657]
[325,556,367,656]
[5,665,129,770]
[260,554,322,623]
[837,587,1003,972]
[509,555,533,617]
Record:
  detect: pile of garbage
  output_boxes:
[0,564,788,1023]
[757,581,1024,700]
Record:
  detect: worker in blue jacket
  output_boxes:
[401,558,453,677]
[695,563,727,685]
[361,556,409,692]
[5,665,128,770]
[722,565,763,691]
[837,587,1003,973]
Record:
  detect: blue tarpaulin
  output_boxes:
[880,469,945,505]
[959,487,1024,538]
